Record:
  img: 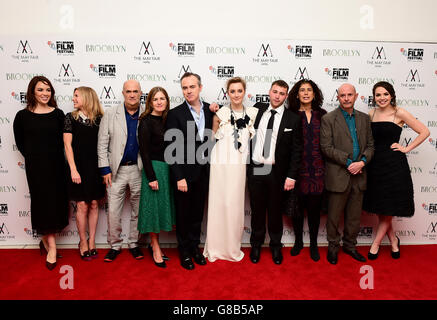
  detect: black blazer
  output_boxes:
[250,102,303,181]
[165,101,214,183]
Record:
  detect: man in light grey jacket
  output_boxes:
[97,80,145,262]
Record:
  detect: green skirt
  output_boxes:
[138,160,176,233]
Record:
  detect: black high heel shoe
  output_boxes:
[39,240,62,259]
[79,242,92,261]
[148,245,169,261]
[148,245,166,268]
[46,260,57,271]
[88,239,98,259]
[368,244,380,260]
[391,236,400,259]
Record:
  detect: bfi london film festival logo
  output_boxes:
[53,63,80,86]
[367,46,391,67]
[428,137,437,151]
[361,95,374,108]
[0,203,8,216]
[90,64,117,78]
[47,41,75,55]
[401,69,425,90]
[422,203,437,215]
[169,42,195,57]
[18,161,25,170]
[324,67,349,81]
[423,221,437,241]
[133,41,160,64]
[400,48,424,62]
[12,40,39,62]
[173,65,193,84]
[287,45,313,59]
[253,43,278,66]
[140,93,149,108]
[247,93,269,104]
[209,66,235,79]
[99,86,122,108]
[11,91,27,105]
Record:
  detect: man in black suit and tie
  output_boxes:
[165,72,215,270]
[248,80,303,265]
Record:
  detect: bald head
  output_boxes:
[122,80,142,109]
[337,83,358,113]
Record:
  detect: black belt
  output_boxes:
[120,161,137,166]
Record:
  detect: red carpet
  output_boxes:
[1,245,436,300]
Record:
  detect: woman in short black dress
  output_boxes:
[363,81,429,260]
[64,87,105,261]
[287,79,326,262]
[13,76,69,270]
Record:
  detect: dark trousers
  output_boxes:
[248,167,283,248]
[292,194,322,246]
[174,170,208,258]
[326,175,363,252]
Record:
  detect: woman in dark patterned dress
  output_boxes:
[13,76,69,270]
[287,79,326,262]
[64,87,105,261]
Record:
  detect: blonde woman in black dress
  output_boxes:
[13,76,69,270]
[64,87,105,261]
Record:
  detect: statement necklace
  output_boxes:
[229,105,250,150]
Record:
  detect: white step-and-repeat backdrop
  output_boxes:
[0,37,436,246]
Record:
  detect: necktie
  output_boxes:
[262,109,277,158]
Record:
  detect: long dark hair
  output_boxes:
[287,79,324,114]
[26,76,58,111]
[372,81,396,107]
[139,87,170,121]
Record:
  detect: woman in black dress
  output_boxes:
[13,76,69,270]
[363,81,429,260]
[64,87,105,261]
[287,79,326,262]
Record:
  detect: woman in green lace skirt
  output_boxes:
[138,87,175,268]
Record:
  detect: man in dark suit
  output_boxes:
[248,80,303,265]
[320,83,374,265]
[165,72,215,270]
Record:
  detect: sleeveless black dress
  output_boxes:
[363,121,414,217]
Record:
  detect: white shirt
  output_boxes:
[252,104,284,165]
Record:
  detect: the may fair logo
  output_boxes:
[47,41,75,55]
[360,95,374,108]
[173,65,193,84]
[400,48,424,62]
[423,221,437,241]
[169,42,195,57]
[12,40,39,62]
[287,45,312,59]
[325,89,339,109]
[0,162,8,174]
[325,67,349,81]
[216,88,228,105]
[422,203,437,215]
[90,64,117,78]
[209,65,235,79]
[99,86,122,108]
[53,63,80,86]
[401,69,425,90]
[367,46,391,67]
[253,43,278,66]
[11,91,27,105]
[248,93,269,104]
[134,41,160,64]
[429,162,437,177]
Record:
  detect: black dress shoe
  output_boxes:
[104,249,121,262]
[191,249,207,265]
[129,247,144,260]
[250,246,261,263]
[310,245,320,262]
[290,241,303,256]
[46,260,57,271]
[271,247,283,265]
[148,245,170,261]
[368,245,380,260]
[39,240,62,259]
[391,236,400,259]
[327,249,338,265]
[343,248,366,262]
[180,256,194,270]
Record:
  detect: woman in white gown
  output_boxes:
[203,77,258,262]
